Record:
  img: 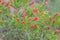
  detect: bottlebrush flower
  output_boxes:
[22,12,27,18]
[53,19,56,23]
[32,8,39,13]
[29,0,34,6]
[55,29,60,33]
[34,17,39,21]
[1,2,5,5]
[49,16,52,20]
[16,18,20,22]
[54,12,58,16]
[22,20,25,24]
[45,26,51,30]
[0,0,2,2]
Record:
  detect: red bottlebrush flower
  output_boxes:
[34,8,39,12]
[0,0,2,2]
[29,0,34,6]
[54,12,58,16]
[55,29,59,33]
[0,0,2,4]
[1,2,5,5]
[22,20,25,24]
[49,16,52,20]
[0,1,10,5]
[16,18,20,22]
[53,19,56,23]
[34,17,39,21]
[22,13,27,18]
[32,8,39,13]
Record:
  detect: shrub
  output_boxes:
[0,0,60,40]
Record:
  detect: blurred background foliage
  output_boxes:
[34,0,60,13]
